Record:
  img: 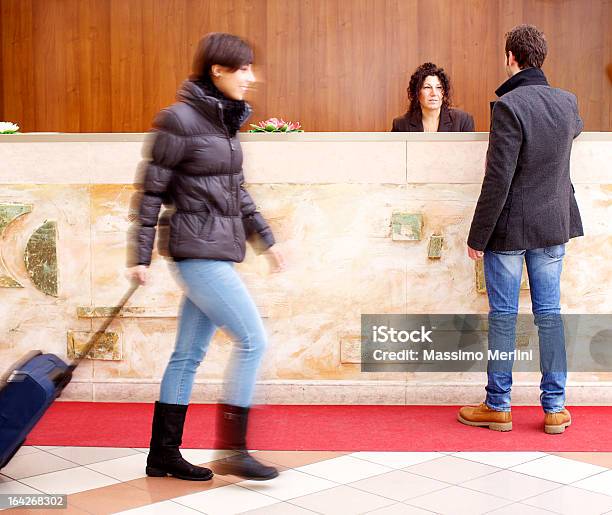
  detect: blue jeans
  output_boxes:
[159,259,268,408]
[483,245,567,413]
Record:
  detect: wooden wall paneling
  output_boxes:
[141,0,190,130]
[382,0,419,132]
[264,0,302,127]
[110,0,145,132]
[32,0,81,132]
[449,0,502,131]
[77,0,111,132]
[1,0,35,132]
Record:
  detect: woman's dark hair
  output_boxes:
[407,62,452,115]
[505,24,547,69]
[191,32,253,82]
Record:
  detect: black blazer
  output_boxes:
[391,107,475,132]
[468,68,584,251]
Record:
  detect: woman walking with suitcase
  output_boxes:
[129,32,285,481]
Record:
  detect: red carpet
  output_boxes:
[26,403,612,451]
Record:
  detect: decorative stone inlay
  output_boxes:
[76,306,178,318]
[475,259,530,294]
[24,220,58,297]
[340,336,362,364]
[391,212,423,241]
[0,203,33,288]
[67,330,121,360]
[427,234,444,259]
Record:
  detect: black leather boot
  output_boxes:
[146,401,213,481]
[213,404,279,480]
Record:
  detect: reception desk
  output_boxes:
[1,132,611,404]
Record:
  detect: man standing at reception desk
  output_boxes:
[459,25,584,434]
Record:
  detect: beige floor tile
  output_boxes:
[68,481,163,514]
[173,483,279,514]
[289,484,396,515]
[552,452,612,470]
[179,448,237,465]
[208,456,288,483]
[126,473,234,500]
[46,446,141,465]
[4,505,91,514]
[1,452,77,480]
[12,446,40,459]
[404,456,501,485]
[19,466,119,495]
[239,469,337,501]
[350,470,449,502]
[523,485,612,515]
[251,450,348,468]
[406,485,511,515]
[295,455,392,484]
[0,479,41,495]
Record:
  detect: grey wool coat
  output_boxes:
[467,68,584,251]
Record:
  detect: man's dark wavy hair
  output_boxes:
[505,24,547,69]
[407,62,452,115]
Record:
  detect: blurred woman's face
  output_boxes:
[418,75,444,111]
[212,64,255,101]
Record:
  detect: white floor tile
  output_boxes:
[523,485,612,515]
[12,446,40,458]
[451,452,547,469]
[173,483,279,514]
[367,503,438,514]
[0,480,41,495]
[1,451,77,479]
[86,453,148,482]
[404,456,501,485]
[33,446,60,450]
[510,455,608,484]
[486,502,558,514]
[19,466,119,495]
[406,485,511,515]
[241,501,318,514]
[239,469,337,500]
[179,448,237,464]
[289,484,396,515]
[571,469,612,497]
[295,455,392,484]
[113,499,202,514]
[350,470,449,502]
[461,470,561,502]
[351,452,445,469]
[46,446,141,465]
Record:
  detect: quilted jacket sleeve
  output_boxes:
[136,109,186,266]
[238,170,276,253]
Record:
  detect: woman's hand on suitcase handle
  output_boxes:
[128,265,148,285]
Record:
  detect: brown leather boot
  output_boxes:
[544,408,571,434]
[457,403,512,431]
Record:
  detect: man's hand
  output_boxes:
[467,245,484,261]
[264,246,286,273]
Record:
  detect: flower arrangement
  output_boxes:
[248,118,303,133]
[0,122,20,134]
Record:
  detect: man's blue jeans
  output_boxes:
[483,245,567,413]
[159,259,268,408]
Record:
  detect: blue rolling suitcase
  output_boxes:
[0,284,137,469]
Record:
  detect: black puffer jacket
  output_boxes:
[136,80,275,266]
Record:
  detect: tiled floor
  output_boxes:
[1,446,611,514]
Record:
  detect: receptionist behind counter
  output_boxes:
[392,62,475,132]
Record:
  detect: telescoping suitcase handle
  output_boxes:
[67,282,139,373]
